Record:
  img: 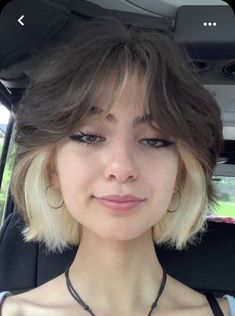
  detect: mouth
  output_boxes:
[94,194,145,202]
[93,196,145,212]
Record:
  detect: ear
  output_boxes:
[175,159,186,190]
[51,171,61,189]
[47,156,61,189]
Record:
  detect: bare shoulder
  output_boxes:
[217,297,231,316]
[1,291,52,316]
[194,296,230,316]
[1,295,23,316]
[162,275,231,316]
[1,273,68,316]
[159,295,231,316]
[1,291,48,316]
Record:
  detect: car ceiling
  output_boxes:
[0,0,234,173]
[86,0,228,17]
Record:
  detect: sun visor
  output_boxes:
[0,0,172,93]
[0,0,70,70]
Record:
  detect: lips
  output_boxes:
[95,195,145,212]
[95,194,145,202]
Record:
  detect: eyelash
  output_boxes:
[69,130,175,150]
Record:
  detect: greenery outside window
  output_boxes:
[208,176,235,223]
[0,104,12,223]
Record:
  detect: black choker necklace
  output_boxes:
[65,265,167,316]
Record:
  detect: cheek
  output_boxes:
[150,153,179,200]
[54,147,95,195]
[150,149,179,178]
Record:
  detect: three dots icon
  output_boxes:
[203,22,217,26]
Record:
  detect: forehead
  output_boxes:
[85,106,155,128]
[83,73,155,125]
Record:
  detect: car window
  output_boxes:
[207,176,235,223]
[0,103,13,223]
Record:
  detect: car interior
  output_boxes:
[0,0,235,298]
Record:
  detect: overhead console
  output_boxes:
[174,5,235,85]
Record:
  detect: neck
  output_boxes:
[68,228,165,315]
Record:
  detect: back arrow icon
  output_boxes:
[18,15,24,26]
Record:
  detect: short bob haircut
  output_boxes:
[11,16,223,253]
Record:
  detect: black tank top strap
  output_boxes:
[205,292,224,316]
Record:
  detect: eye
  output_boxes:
[140,138,175,149]
[69,131,175,149]
[70,131,104,146]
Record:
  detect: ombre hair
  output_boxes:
[11,16,223,252]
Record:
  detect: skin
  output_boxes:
[54,76,179,245]
[2,76,230,316]
[52,75,179,312]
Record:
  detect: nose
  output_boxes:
[104,137,139,183]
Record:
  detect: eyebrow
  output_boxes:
[87,106,155,127]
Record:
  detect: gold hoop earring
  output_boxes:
[167,189,181,213]
[46,185,64,209]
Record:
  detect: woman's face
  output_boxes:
[53,76,179,242]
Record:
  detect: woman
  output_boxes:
[1,16,235,316]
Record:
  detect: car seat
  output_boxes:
[0,211,235,297]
